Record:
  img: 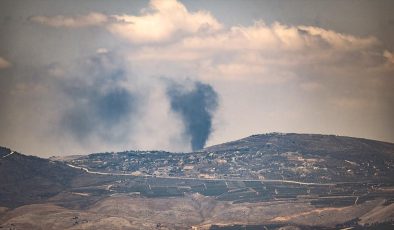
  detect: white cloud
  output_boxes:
[124,19,382,86]
[30,12,108,28]
[31,0,222,44]
[297,26,378,50]
[107,0,222,43]
[0,57,11,69]
[27,0,386,84]
[383,50,394,64]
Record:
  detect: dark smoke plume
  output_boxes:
[167,81,218,151]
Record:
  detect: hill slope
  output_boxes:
[0,147,83,208]
[0,134,393,229]
[204,133,394,158]
[67,133,394,183]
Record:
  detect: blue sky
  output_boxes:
[0,0,393,156]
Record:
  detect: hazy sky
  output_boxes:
[0,0,393,156]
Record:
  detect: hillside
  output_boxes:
[204,133,394,158]
[67,133,394,184]
[0,147,83,208]
[0,133,393,229]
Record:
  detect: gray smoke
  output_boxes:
[0,48,220,155]
[58,52,136,143]
[167,81,218,151]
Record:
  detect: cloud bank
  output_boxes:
[109,0,222,43]
[30,12,108,28]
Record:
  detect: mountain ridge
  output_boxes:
[207,132,394,149]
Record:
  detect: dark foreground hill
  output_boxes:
[0,133,393,229]
[0,147,83,208]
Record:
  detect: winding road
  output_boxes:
[66,163,337,186]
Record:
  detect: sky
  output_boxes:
[0,0,393,157]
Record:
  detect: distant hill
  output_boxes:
[204,133,394,158]
[60,133,394,184]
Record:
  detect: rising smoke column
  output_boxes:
[167,81,218,151]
